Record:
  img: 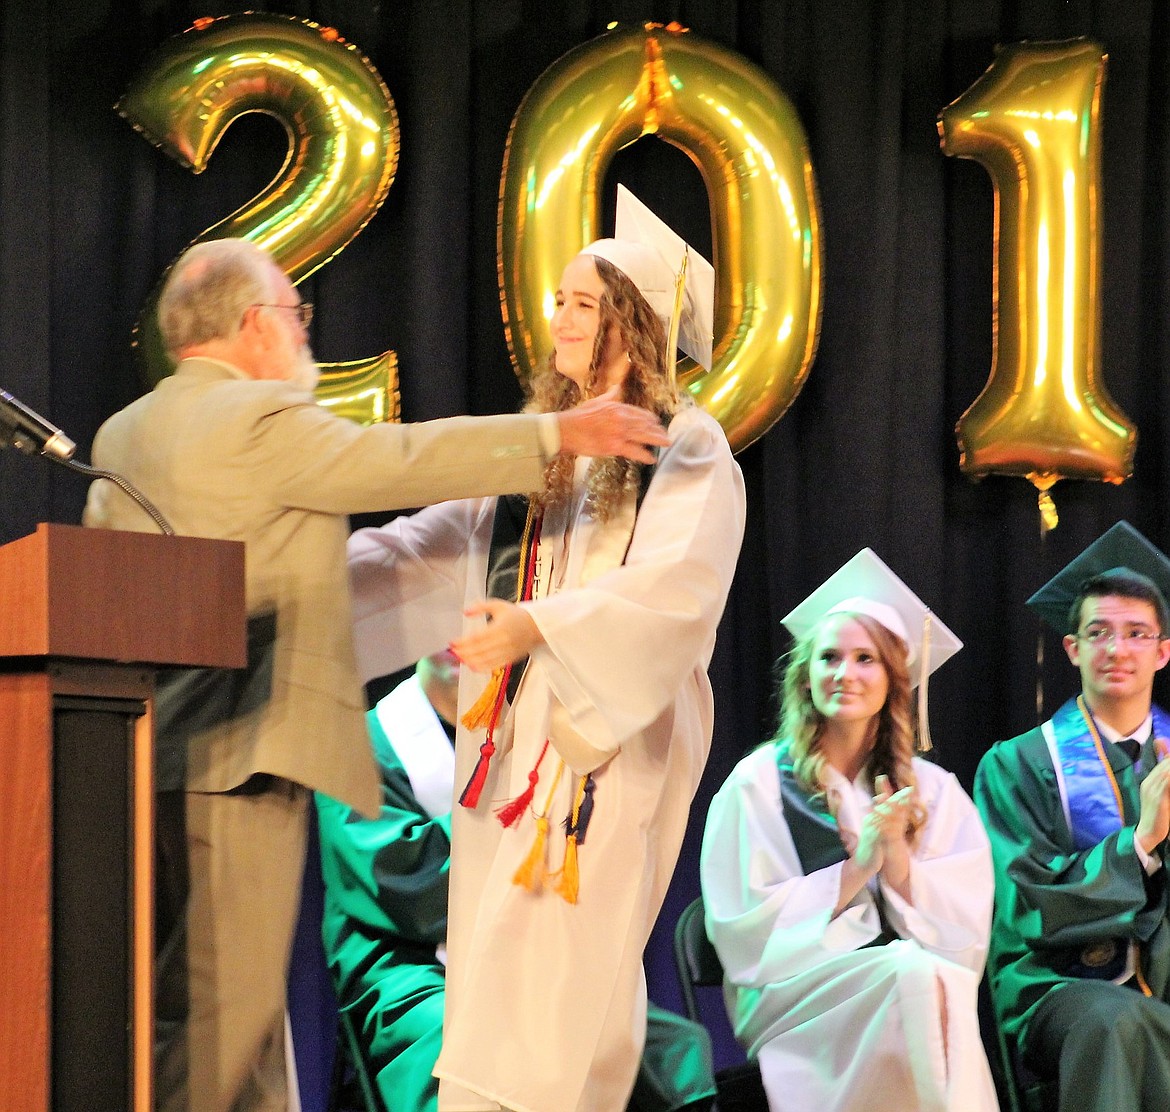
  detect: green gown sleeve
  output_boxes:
[974,730,1170,1043]
[316,710,453,1112]
[317,712,452,958]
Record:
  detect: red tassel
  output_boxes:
[495,738,550,828]
[496,768,538,827]
[458,739,495,809]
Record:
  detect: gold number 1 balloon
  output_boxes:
[939,39,1134,506]
[499,22,822,453]
[119,12,399,424]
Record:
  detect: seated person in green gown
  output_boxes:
[316,651,716,1112]
[975,522,1170,1111]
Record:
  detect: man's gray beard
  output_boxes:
[292,348,320,392]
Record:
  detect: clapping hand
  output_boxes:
[835,776,917,913]
[1137,738,1170,856]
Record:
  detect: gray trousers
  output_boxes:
[155,779,309,1112]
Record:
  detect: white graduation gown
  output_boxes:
[348,407,745,1112]
[700,745,999,1112]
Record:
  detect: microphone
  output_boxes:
[0,387,76,461]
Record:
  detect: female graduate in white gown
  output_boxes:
[700,552,999,1112]
[346,200,745,1112]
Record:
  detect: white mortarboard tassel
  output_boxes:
[580,184,716,375]
[782,549,962,752]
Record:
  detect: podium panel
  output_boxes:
[0,525,245,1112]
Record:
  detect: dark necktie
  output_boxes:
[1117,737,1141,764]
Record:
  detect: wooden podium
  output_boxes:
[0,524,245,1112]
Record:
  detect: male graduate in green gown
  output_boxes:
[975,522,1170,1110]
[315,652,717,1112]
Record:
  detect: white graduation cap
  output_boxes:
[782,549,963,750]
[581,184,715,371]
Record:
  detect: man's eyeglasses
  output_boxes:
[250,302,314,327]
[1077,626,1165,649]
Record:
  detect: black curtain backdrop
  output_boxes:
[5,0,1170,1070]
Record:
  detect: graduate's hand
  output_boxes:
[873,775,915,900]
[556,385,670,464]
[1136,739,1170,855]
[836,780,916,914]
[450,599,544,673]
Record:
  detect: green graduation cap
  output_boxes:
[1026,521,1170,634]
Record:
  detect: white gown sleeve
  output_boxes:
[877,762,994,974]
[523,408,745,759]
[701,747,883,987]
[347,499,487,682]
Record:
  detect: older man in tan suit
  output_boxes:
[82,238,668,1112]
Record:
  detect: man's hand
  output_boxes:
[451,599,543,673]
[1136,739,1170,856]
[555,385,670,463]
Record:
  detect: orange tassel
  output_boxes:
[555,835,580,904]
[461,666,507,730]
[512,815,549,892]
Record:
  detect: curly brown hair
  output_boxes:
[775,611,927,845]
[525,255,686,521]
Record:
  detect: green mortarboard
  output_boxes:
[1026,521,1170,634]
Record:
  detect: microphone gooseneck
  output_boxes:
[0,387,76,461]
[57,457,175,537]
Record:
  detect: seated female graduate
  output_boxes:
[345,187,746,1112]
[700,550,999,1112]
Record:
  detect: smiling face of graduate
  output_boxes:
[550,255,628,394]
[1064,594,1170,728]
[808,613,892,728]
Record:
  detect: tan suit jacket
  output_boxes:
[83,358,554,817]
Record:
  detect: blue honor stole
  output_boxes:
[1047,696,1170,851]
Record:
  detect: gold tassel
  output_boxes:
[915,611,934,753]
[461,666,506,730]
[512,815,549,892]
[555,834,580,904]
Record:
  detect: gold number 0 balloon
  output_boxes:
[939,40,1134,508]
[118,12,400,425]
[499,22,822,453]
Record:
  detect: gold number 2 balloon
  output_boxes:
[118,12,399,424]
[499,22,822,453]
[939,39,1134,515]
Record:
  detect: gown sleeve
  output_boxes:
[877,763,994,973]
[316,716,452,948]
[523,409,745,759]
[347,499,487,682]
